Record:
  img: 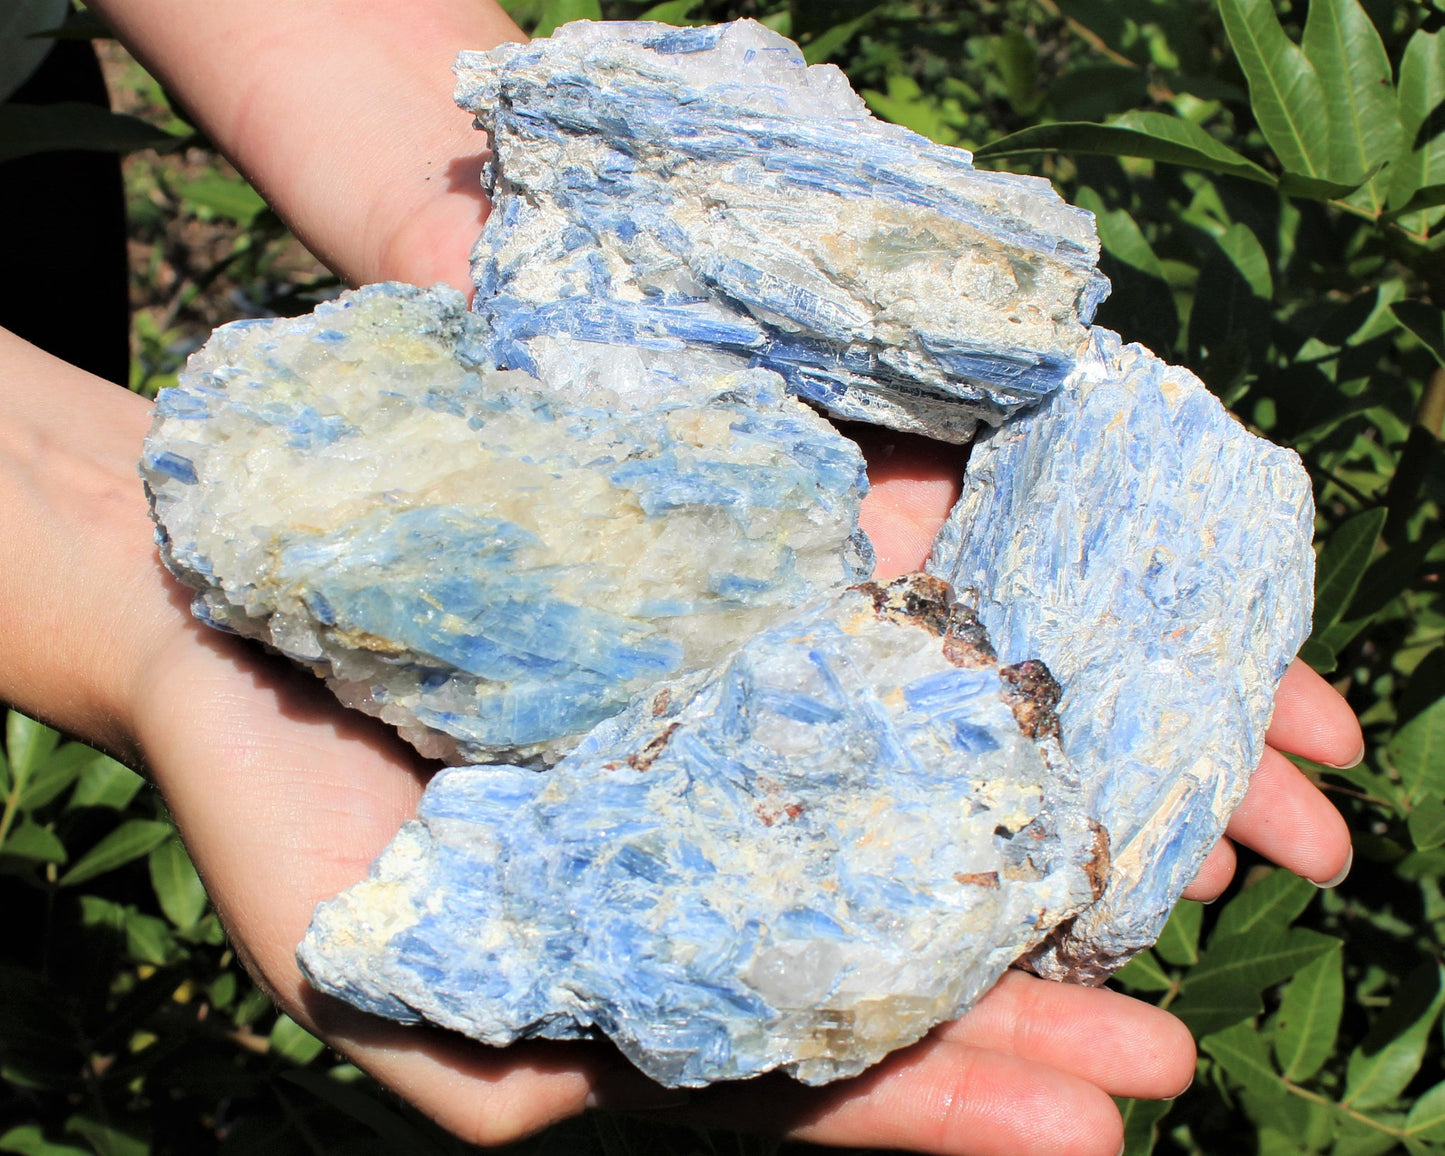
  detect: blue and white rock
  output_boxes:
[453,20,1109,443]
[928,330,1315,980]
[142,282,871,766]
[299,576,1106,1087]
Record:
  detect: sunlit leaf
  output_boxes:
[1300,0,1403,215]
[1116,1095,1171,1156]
[1389,695,1445,804]
[1113,950,1174,993]
[1210,868,1318,942]
[0,1124,91,1156]
[58,819,173,888]
[1388,30,1445,234]
[1171,977,1264,1036]
[1201,1021,1287,1101]
[62,1118,147,1156]
[1218,0,1334,180]
[1405,1080,1445,1140]
[974,111,1274,185]
[801,6,881,65]
[1408,797,1445,851]
[124,912,174,966]
[1154,900,1203,967]
[270,1015,326,1066]
[173,175,267,227]
[637,0,704,25]
[1,822,67,865]
[1273,946,1344,1081]
[66,756,144,811]
[6,712,59,794]
[1343,961,1445,1111]
[148,837,208,929]
[533,0,601,38]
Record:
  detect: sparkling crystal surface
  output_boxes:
[142,283,870,765]
[299,577,1104,1087]
[927,329,1315,979]
[453,20,1109,443]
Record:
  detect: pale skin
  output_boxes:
[0,3,1360,1153]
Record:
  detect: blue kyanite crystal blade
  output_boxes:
[298,576,1104,1087]
[454,19,1109,443]
[142,282,871,765]
[927,329,1314,979]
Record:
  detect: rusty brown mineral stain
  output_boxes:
[952,871,1000,888]
[628,722,679,772]
[998,659,1062,740]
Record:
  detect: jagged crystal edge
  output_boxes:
[299,577,1103,1087]
[141,282,871,766]
[927,328,1315,980]
[454,19,1110,443]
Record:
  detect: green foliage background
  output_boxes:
[4,0,1445,1153]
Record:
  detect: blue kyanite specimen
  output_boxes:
[453,20,1109,443]
[927,329,1315,981]
[298,575,1106,1087]
[141,282,871,766]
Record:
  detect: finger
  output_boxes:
[1226,745,1352,886]
[847,425,968,579]
[1265,660,1363,768]
[1180,836,1237,902]
[932,970,1196,1100]
[688,1034,1126,1156]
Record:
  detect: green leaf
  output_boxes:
[1392,301,1445,368]
[801,7,881,66]
[6,712,59,794]
[1114,950,1175,992]
[62,1118,147,1156]
[58,819,173,888]
[1300,0,1404,215]
[0,103,184,165]
[1218,0,1333,180]
[1343,961,1445,1110]
[1,821,67,865]
[0,1125,91,1156]
[1201,1021,1288,1101]
[1273,946,1344,1081]
[532,0,601,38]
[863,75,960,145]
[67,756,144,811]
[270,1015,327,1066]
[18,745,100,812]
[1172,977,1264,1036]
[148,838,208,928]
[1409,797,1445,851]
[173,175,266,227]
[1211,867,1319,942]
[124,912,174,966]
[1075,188,1179,354]
[1388,30,1445,233]
[1311,508,1387,635]
[636,0,704,25]
[282,1071,450,1156]
[1188,927,1339,994]
[1406,1080,1445,1140]
[1116,1095,1172,1156]
[1389,695,1445,804]
[974,111,1275,185]
[1155,900,1204,967]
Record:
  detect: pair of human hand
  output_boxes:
[0,2,1358,1152]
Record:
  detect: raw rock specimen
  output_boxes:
[142,282,870,765]
[454,19,1109,443]
[928,329,1315,980]
[299,576,1106,1087]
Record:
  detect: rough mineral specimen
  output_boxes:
[299,576,1106,1087]
[142,282,870,765]
[453,20,1109,443]
[927,329,1315,980]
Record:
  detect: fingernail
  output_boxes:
[585,1071,692,1113]
[1117,1142,1128,1156]
[1166,1076,1194,1101]
[1323,741,1365,771]
[1316,847,1353,890]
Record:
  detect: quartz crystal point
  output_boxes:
[453,20,1110,443]
[141,283,871,766]
[299,576,1106,1087]
[927,329,1315,980]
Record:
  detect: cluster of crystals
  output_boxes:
[454,19,1109,443]
[928,329,1314,979]
[299,576,1104,1086]
[145,18,1317,1088]
[142,283,870,766]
